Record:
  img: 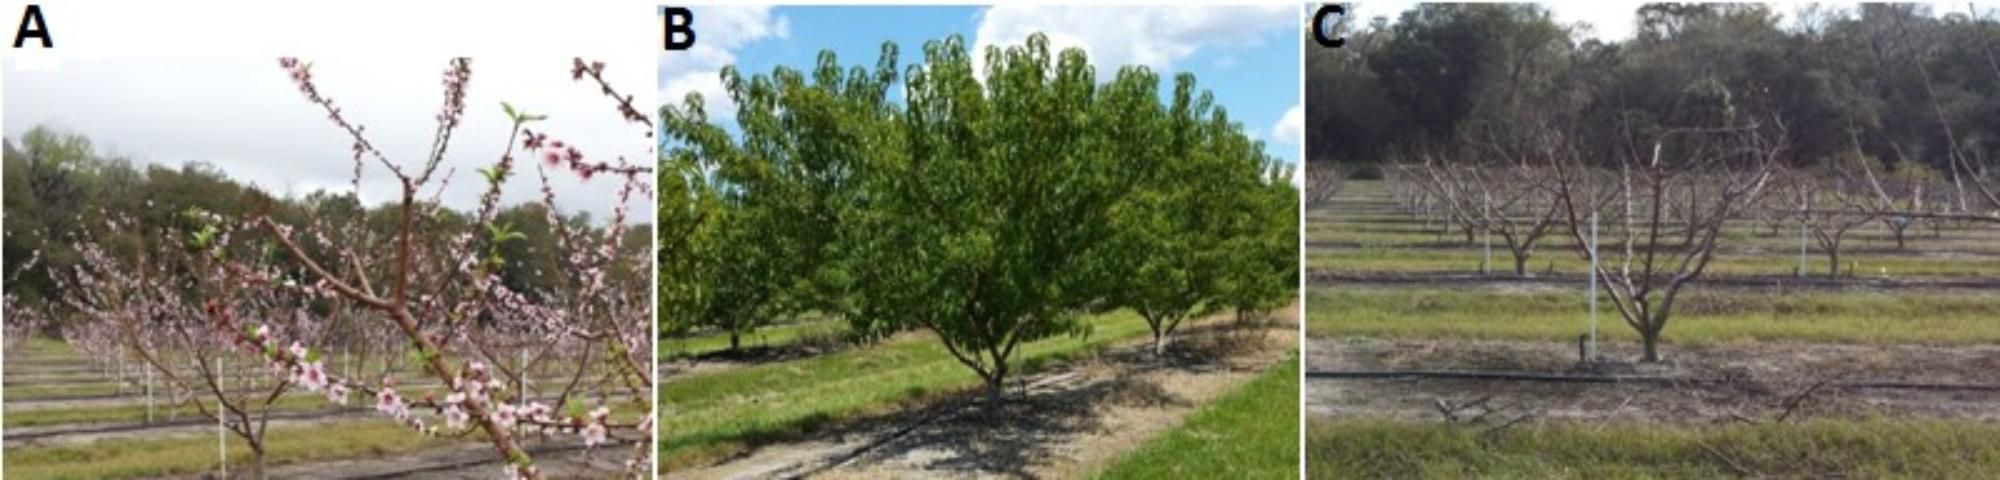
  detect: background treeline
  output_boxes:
[2,125,651,325]
[660,33,1299,408]
[1308,3,2000,178]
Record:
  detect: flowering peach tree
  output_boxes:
[45,58,653,479]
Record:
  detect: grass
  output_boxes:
[1306,246,2000,278]
[1308,180,2000,277]
[660,310,1164,469]
[1307,418,2000,479]
[1307,287,2000,345]
[660,318,846,360]
[3,382,125,399]
[2,419,455,479]
[5,401,652,479]
[1095,352,1300,480]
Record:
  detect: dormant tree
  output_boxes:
[1410,156,1563,276]
[1552,113,1784,362]
[1796,158,1880,277]
[1305,161,1343,209]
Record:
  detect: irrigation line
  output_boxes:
[1305,370,2000,392]
[6,394,645,442]
[1307,271,2000,290]
[334,438,645,480]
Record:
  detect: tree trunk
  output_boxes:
[1152,333,1169,357]
[251,442,268,479]
[1825,248,1840,277]
[1892,225,1907,249]
[1640,331,1662,363]
[1513,253,1529,276]
[982,373,1004,416]
[729,331,741,352]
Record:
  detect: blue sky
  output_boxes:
[659,5,1303,165]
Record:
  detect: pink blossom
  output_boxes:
[490,403,518,431]
[584,422,604,448]
[325,383,349,405]
[443,398,468,429]
[296,360,328,391]
[377,388,408,419]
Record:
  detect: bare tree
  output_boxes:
[1306,161,1344,210]
[1552,117,1783,362]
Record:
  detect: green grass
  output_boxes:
[2,382,125,399]
[1307,418,2000,479]
[6,400,649,478]
[2,419,455,479]
[1307,287,2000,345]
[660,310,1163,469]
[1305,221,2000,255]
[1306,246,2000,278]
[1096,352,1300,480]
[660,318,846,360]
[3,393,372,428]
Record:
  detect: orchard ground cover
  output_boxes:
[662,306,1299,478]
[3,338,647,478]
[1304,180,2000,478]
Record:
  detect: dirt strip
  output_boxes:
[1307,337,2000,424]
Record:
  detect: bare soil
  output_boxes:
[254,438,643,479]
[1307,337,2000,424]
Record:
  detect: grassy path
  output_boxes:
[661,318,846,360]
[1308,418,2000,478]
[1308,287,2000,345]
[1096,352,1300,479]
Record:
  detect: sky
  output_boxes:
[1348,1,1641,40]
[1348,2,1994,42]
[4,57,655,223]
[659,5,1306,166]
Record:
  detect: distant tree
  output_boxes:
[1101,72,1289,356]
[658,45,899,352]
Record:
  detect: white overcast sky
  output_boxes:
[1350,2,1991,41]
[1346,1,1640,40]
[4,57,654,224]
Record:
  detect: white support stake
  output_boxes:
[1588,211,1599,360]
[1798,215,1809,277]
[1482,191,1493,275]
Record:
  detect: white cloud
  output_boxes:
[1350,2,1640,41]
[6,57,656,223]
[972,5,1295,78]
[658,6,789,117]
[1272,103,1305,145]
